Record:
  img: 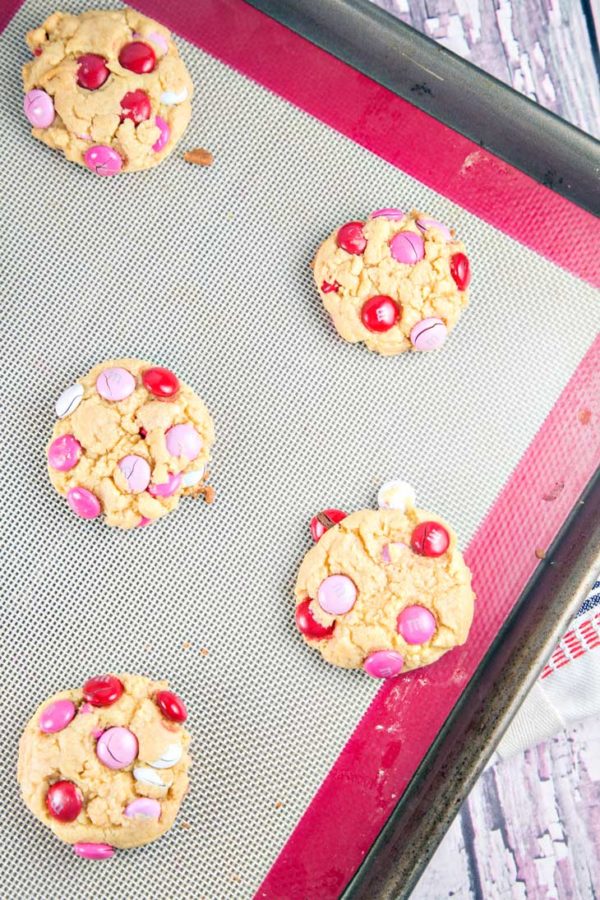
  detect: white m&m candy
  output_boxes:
[55,383,83,418]
[148,743,182,769]
[160,87,188,105]
[377,480,416,513]
[133,766,168,789]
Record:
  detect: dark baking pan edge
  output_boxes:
[342,467,600,899]
[247,0,600,215]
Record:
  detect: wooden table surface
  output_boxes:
[366,3,600,897]
[371,0,600,139]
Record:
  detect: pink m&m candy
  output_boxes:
[381,542,408,564]
[47,434,81,471]
[318,574,357,616]
[363,650,404,678]
[416,218,451,241]
[124,797,161,819]
[152,116,170,153]
[137,516,152,527]
[73,842,115,860]
[118,455,151,494]
[96,727,138,770]
[390,231,424,264]
[397,605,437,644]
[83,145,123,176]
[146,31,169,55]
[23,89,54,128]
[39,699,76,734]
[148,471,182,498]
[66,487,101,519]
[96,367,135,401]
[409,317,447,351]
[165,424,201,461]
[337,222,367,255]
[370,207,404,220]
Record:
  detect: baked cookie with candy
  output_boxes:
[18,674,190,858]
[22,8,193,174]
[313,208,471,355]
[295,481,475,677]
[48,358,214,529]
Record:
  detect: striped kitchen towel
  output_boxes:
[496,580,600,758]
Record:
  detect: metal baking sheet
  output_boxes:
[1,1,599,898]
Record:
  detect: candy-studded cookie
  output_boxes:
[313,209,471,355]
[22,9,193,174]
[295,481,475,677]
[48,358,214,528]
[18,674,190,857]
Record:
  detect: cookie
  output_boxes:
[22,9,193,174]
[313,209,471,355]
[295,481,475,677]
[18,674,190,857]
[48,358,214,529]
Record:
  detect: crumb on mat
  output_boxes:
[184,147,214,166]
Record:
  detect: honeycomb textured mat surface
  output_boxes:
[1,1,599,896]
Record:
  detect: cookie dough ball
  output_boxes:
[22,8,193,174]
[313,208,471,355]
[48,358,214,529]
[295,482,475,677]
[18,674,190,857]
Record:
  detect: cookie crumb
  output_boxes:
[144,643,153,652]
[535,548,546,559]
[184,147,214,166]
[200,647,209,657]
[182,641,192,651]
[230,874,242,884]
[180,821,191,830]
[274,800,284,809]
[203,485,216,504]
[578,408,592,425]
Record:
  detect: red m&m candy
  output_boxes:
[155,690,187,723]
[361,295,400,332]
[450,253,471,291]
[76,54,110,90]
[82,675,124,707]
[321,280,340,294]
[411,521,450,557]
[142,367,180,400]
[309,508,347,542]
[337,222,367,255]
[120,90,151,124]
[46,780,83,822]
[295,599,335,640]
[118,41,156,74]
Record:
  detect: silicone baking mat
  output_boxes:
[1,1,599,898]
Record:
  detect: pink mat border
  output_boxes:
[6,1,599,895]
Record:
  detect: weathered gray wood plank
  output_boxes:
[412,717,600,898]
[369,0,600,138]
